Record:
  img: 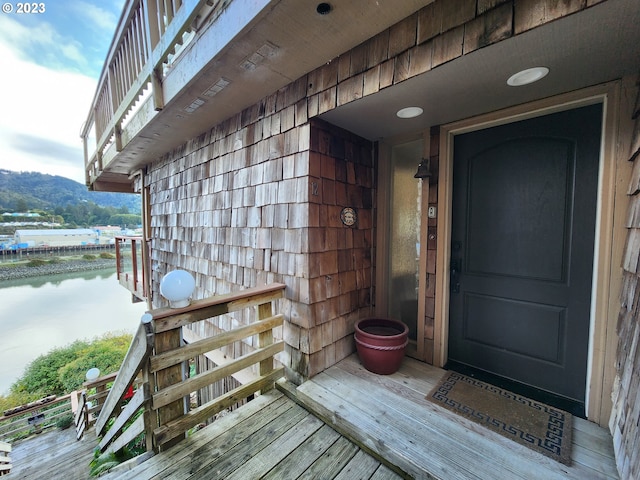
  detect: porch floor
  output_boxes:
[295,355,619,480]
[99,389,401,480]
[5,426,97,479]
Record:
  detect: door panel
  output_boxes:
[466,138,572,282]
[449,104,602,404]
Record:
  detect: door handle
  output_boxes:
[450,259,461,293]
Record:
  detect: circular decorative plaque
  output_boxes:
[340,207,357,226]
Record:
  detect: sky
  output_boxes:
[0,0,125,184]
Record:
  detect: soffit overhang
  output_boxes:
[94,0,640,191]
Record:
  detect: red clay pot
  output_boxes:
[355,318,409,375]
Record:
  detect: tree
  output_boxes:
[15,198,28,212]
[4,333,133,405]
[58,334,131,391]
[108,214,141,227]
[13,341,88,396]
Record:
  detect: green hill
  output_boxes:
[0,170,140,213]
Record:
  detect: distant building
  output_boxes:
[13,229,99,247]
[2,212,40,217]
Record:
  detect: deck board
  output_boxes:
[296,436,359,479]
[98,390,401,480]
[261,424,342,479]
[4,356,618,479]
[296,355,619,480]
[5,427,97,479]
[108,393,295,479]
[222,411,324,480]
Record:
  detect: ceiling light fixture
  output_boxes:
[317,3,331,15]
[396,106,423,119]
[507,67,549,87]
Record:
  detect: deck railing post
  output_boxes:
[142,314,156,452]
[151,67,165,111]
[154,326,186,451]
[115,238,122,281]
[131,238,139,295]
[258,301,275,393]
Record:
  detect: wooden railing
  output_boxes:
[0,395,76,442]
[75,372,128,440]
[94,283,286,456]
[80,0,225,186]
[0,441,10,476]
[115,236,148,301]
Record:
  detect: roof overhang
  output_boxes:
[92,0,434,190]
[93,0,640,191]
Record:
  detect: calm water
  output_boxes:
[0,268,148,394]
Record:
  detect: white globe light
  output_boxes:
[86,368,100,381]
[160,270,196,308]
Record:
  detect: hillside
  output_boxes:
[0,170,140,213]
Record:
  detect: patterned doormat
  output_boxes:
[427,371,573,465]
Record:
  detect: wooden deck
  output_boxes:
[5,427,96,479]
[3,356,619,479]
[296,355,619,480]
[99,390,401,480]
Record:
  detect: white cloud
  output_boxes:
[0,41,97,183]
[0,15,88,71]
[72,1,119,32]
[0,0,126,184]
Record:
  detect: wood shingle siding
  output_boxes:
[147,81,375,384]
[612,78,640,480]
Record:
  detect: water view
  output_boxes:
[0,268,148,394]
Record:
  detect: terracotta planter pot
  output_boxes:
[355,318,409,375]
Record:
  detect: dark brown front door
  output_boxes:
[448,104,602,406]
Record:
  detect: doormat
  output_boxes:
[427,371,572,466]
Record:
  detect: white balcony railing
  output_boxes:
[80,0,227,187]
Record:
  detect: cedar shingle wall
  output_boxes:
[612,85,640,480]
[146,89,374,383]
[145,0,613,382]
[291,120,375,379]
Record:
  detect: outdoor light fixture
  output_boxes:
[86,368,100,382]
[160,270,196,308]
[414,158,431,179]
[397,106,423,119]
[507,67,549,86]
[316,3,331,14]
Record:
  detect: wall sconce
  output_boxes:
[160,270,196,308]
[414,158,431,179]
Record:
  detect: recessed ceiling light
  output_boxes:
[507,67,549,87]
[317,3,332,15]
[396,106,423,119]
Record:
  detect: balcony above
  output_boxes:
[115,235,147,301]
[81,0,433,192]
